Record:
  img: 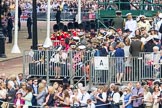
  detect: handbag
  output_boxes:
[1,102,9,108]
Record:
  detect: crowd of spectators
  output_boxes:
[1,0,98,13]
[1,0,162,14]
[1,73,162,108]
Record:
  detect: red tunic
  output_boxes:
[51,32,69,47]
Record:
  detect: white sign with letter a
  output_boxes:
[94,57,109,70]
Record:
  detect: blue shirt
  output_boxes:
[115,48,124,57]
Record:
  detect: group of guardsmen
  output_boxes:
[49,10,162,52]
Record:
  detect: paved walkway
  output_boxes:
[0,21,57,62]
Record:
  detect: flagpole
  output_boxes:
[43,0,52,48]
[78,0,82,24]
[11,0,21,53]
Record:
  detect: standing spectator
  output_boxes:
[122,87,133,108]
[21,86,33,108]
[18,5,22,31]
[125,13,137,36]
[32,78,38,107]
[109,45,116,57]
[112,11,124,31]
[7,81,16,108]
[132,82,144,108]
[36,83,46,106]
[123,37,132,81]
[7,12,13,43]
[55,6,61,24]
[137,15,151,32]
[60,50,68,76]
[27,13,32,39]
[156,13,162,41]
[115,42,125,84]
[100,43,108,56]
[129,36,143,80]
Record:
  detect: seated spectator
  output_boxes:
[43,86,55,107]
[7,81,16,108]
[9,75,19,91]
[152,85,160,108]
[70,89,80,107]
[78,87,90,107]
[21,86,33,108]
[0,83,7,106]
[95,86,107,108]
[112,86,120,108]
[143,85,153,108]
[60,90,70,107]
[17,73,23,86]
[53,82,59,93]
[87,99,96,108]
[36,83,46,106]
[54,84,64,107]
[17,82,27,97]
[122,87,132,108]
[13,92,25,108]
[132,82,144,108]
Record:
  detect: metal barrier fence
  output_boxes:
[23,50,93,85]
[12,11,96,21]
[23,50,162,86]
[139,52,162,80]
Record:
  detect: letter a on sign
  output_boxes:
[94,57,109,70]
[100,60,103,65]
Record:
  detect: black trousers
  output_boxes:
[27,26,32,38]
[8,30,12,43]
[18,18,21,30]
[56,18,60,24]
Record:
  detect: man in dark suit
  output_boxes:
[7,12,13,43]
[112,11,124,30]
[32,78,38,107]
[18,5,22,31]
[129,36,143,57]
[7,81,16,108]
[55,6,61,24]
[27,13,32,39]
[129,36,143,80]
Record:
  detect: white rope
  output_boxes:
[0,96,148,108]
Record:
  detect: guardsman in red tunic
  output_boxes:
[51,24,59,40]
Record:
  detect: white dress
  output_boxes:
[152,91,160,108]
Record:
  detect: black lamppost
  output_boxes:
[32,0,38,50]
[0,0,6,58]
